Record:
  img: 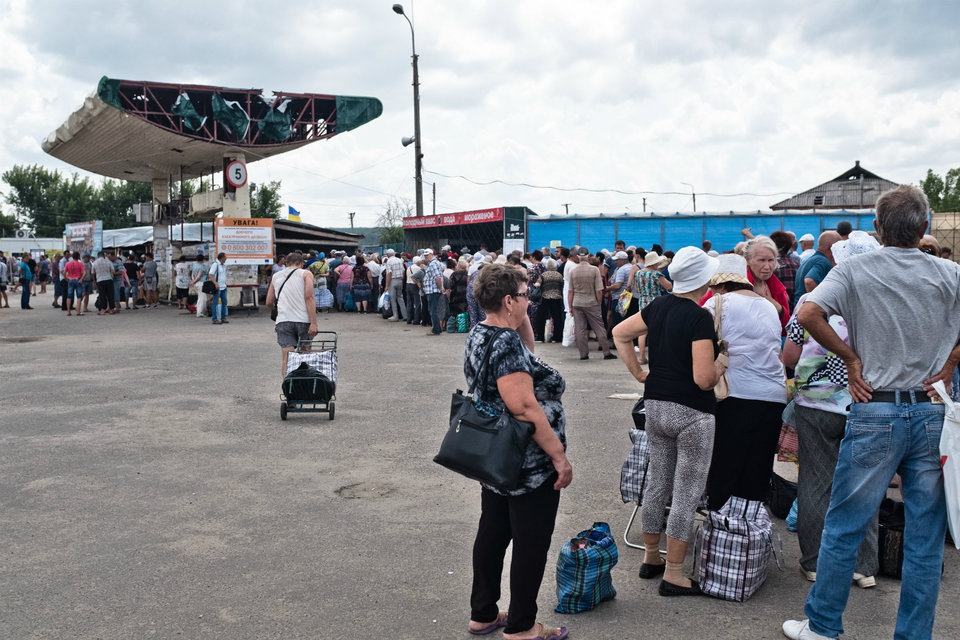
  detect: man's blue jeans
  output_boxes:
[804,395,946,640]
[211,289,228,322]
[426,292,442,334]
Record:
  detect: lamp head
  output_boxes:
[401,136,416,147]
[392,4,404,14]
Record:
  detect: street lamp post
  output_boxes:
[393,4,424,218]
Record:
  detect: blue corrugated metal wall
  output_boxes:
[528,212,879,252]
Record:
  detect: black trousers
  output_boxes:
[533,298,564,341]
[97,280,115,311]
[471,475,560,634]
[706,396,785,511]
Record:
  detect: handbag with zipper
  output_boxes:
[434,327,535,491]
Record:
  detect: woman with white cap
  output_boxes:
[702,253,787,511]
[613,246,725,597]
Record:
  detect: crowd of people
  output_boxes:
[447,187,959,640]
[0,249,232,321]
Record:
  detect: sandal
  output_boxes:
[504,622,569,640]
[469,611,508,635]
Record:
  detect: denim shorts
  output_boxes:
[276,321,312,348]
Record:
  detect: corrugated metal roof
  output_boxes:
[771,162,899,210]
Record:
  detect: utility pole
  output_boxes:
[642,197,647,213]
[432,182,436,215]
[681,183,696,212]
[348,212,356,229]
[561,203,571,215]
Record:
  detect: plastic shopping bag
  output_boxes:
[933,380,960,549]
[561,312,576,347]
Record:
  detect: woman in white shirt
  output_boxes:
[702,254,786,510]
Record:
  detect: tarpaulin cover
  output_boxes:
[212,94,250,138]
[335,96,383,132]
[97,77,123,109]
[258,106,292,142]
[103,223,215,248]
[172,93,206,131]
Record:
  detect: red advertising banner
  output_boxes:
[402,207,503,229]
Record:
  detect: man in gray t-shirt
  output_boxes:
[784,186,960,640]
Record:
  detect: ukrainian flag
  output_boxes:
[288,206,302,222]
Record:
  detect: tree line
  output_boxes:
[0,164,282,238]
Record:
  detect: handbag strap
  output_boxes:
[713,292,724,339]
[468,327,510,398]
[276,267,299,300]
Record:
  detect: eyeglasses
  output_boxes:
[513,292,529,298]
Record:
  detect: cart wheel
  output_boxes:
[280,402,288,421]
[328,401,335,420]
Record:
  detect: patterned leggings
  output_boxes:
[641,399,715,542]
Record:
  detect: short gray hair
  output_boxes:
[544,258,558,270]
[744,235,778,261]
[875,185,929,247]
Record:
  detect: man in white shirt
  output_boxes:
[798,233,816,262]
[265,251,317,379]
[562,247,583,314]
[383,249,407,322]
[207,252,229,324]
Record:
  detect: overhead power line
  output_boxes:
[424,170,795,198]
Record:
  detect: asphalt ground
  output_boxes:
[1,291,958,640]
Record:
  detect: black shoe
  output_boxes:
[580,355,589,360]
[658,579,702,597]
[639,562,666,579]
[603,353,617,360]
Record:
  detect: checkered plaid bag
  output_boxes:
[286,349,338,381]
[555,522,618,614]
[698,496,780,602]
[620,428,650,503]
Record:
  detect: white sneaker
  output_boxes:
[853,573,876,588]
[801,567,817,582]
[782,619,834,640]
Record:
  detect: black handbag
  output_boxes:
[529,284,542,304]
[201,280,217,294]
[434,327,535,491]
[631,398,646,430]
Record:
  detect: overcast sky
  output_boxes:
[1,0,958,227]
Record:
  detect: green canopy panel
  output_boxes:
[258,103,293,142]
[335,96,383,133]
[211,94,250,139]
[172,93,207,132]
[97,77,122,110]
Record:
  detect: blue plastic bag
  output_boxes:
[555,522,617,613]
[786,498,798,532]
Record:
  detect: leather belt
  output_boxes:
[866,390,941,404]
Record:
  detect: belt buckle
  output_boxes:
[931,394,945,405]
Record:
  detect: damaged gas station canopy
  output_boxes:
[42,76,383,182]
